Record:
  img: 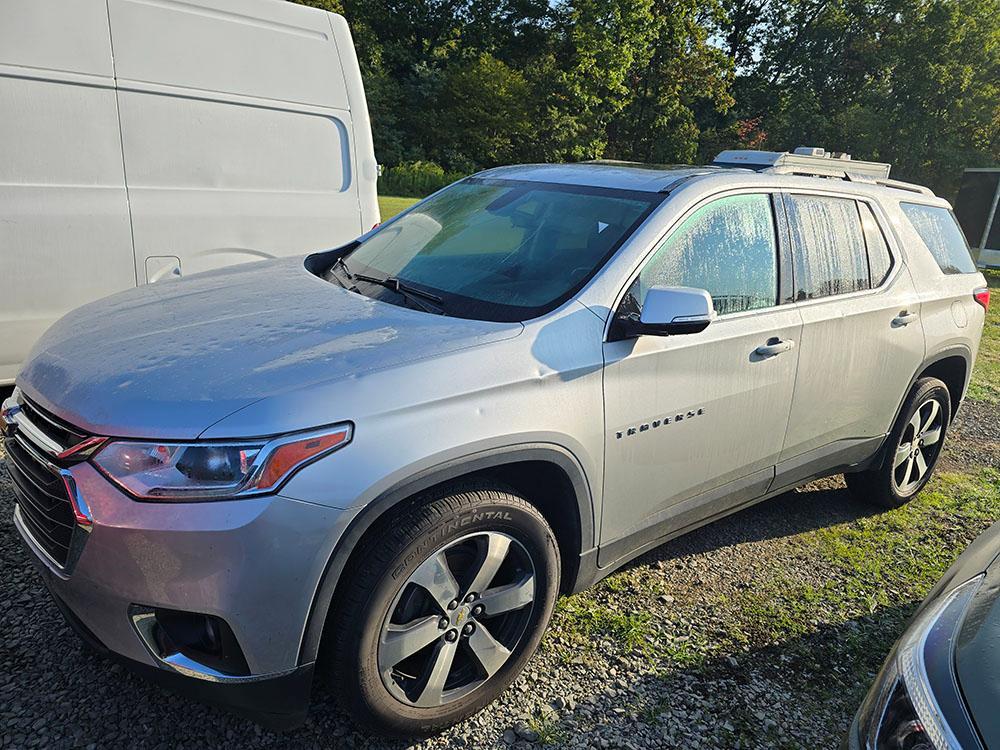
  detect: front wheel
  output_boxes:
[324,483,560,737]
[846,376,951,508]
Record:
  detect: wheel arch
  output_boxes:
[867,346,972,472]
[916,349,970,415]
[297,444,595,665]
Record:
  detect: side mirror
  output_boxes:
[626,286,716,337]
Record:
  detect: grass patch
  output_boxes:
[968,270,1000,403]
[526,709,568,745]
[553,596,653,652]
[719,468,1000,656]
[378,195,419,221]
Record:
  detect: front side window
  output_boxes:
[338,178,662,322]
[624,193,779,316]
[786,194,870,300]
[901,203,979,274]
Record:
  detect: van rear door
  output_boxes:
[107,0,366,279]
[0,0,136,384]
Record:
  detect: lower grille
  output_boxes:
[4,436,75,566]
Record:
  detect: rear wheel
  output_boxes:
[324,483,560,737]
[845,377,951,508]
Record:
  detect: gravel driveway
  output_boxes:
[2,400,998,749]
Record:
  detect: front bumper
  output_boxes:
[42,578,315,729]
[13,459,355,726]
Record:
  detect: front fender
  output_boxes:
[295,442,595,665]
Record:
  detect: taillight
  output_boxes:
[974,287,990,310]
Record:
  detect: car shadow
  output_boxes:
[507,603,914,749]
[621,479,884,573]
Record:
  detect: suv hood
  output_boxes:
[18,258,522,439]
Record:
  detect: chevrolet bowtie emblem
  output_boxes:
[0,402,20,437]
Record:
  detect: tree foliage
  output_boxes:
[292,0,1000,197]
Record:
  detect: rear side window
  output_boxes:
[786,194,870,300]
[859,203,893,286]
[900,203,978,274]
[630,194,778,316]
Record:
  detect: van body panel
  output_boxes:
[329,14,380,230]
[107,0,349,109]
[0,0,113,77]
[117,88,361,275]
[0,70,135,384]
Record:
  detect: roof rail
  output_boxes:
[714,147,891,181]
[873,178,935,197]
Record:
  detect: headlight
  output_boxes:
[92,424,352,500]
[856,576,983,750]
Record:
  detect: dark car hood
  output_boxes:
[18,257,521,439]
[955,528,1000,750]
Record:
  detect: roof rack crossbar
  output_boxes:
[713,147,891,181]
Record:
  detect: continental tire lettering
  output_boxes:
[391,511,514,579]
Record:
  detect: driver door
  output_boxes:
[599,192,802,564]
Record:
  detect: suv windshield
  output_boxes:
[337,178,662,322]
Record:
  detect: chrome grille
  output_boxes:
[5,435,76,566]
[2,390,91,569]
[18,396,90,452]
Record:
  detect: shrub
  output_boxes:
[379,160,468,198]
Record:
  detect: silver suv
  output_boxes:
[2,149,989,736]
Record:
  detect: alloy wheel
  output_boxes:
[377,531,536,707]
[892,397,945,495]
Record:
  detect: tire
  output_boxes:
[324,482,560,737]
[845,377,951,508]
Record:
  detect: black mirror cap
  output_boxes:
[609,315,712,341]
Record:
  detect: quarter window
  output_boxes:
[627,194,779,316]
[859,203,893,286]
[786,194,870,300]
[901,203,979,274]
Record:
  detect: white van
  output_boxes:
[0,0,379,385]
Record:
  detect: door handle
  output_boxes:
[893,311,919,327]
[755,338,795,357]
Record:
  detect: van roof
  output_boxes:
[478,160,937,200]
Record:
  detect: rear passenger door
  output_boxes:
[778,193,924,473]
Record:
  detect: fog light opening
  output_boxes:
[130,606,251,678]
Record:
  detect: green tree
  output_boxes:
[725,0,1000,196]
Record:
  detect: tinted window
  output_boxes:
[341,178,661,322]
[954,171,1000,249]
[986,203,1000,252]
[900,203,978,274]
[786,194,869,300]
[627,194,778,316]
[859,203,893,286]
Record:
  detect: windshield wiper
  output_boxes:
[326,256,358,291]
[354,273,445,314]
